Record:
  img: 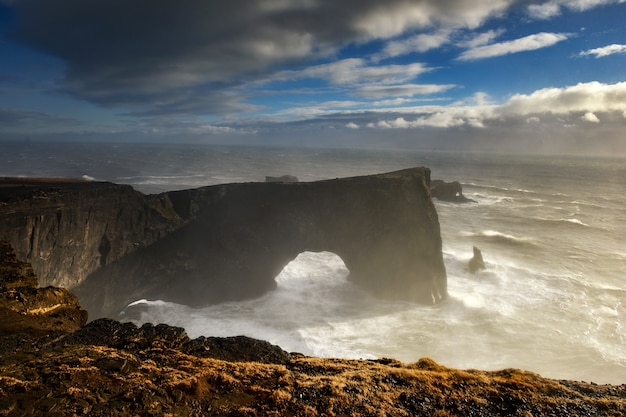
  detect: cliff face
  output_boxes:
[1,169,447,319]
[0,178,181,290]
[0,241,87,336]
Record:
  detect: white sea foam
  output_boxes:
[558,218,588,226]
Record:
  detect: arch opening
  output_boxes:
[274,251,350,290]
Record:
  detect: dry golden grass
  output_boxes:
[0,342,624,416]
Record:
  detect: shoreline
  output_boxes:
[0,177,624,415]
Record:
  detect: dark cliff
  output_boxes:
[1,169,446,319]
[0,178,181,290]
[0,241,87,336]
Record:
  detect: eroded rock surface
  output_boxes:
[0,241,87,336]
[0,178,181,290]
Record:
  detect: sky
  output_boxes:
[1,0,625,154]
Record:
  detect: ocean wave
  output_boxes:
[535,217,590,228]
[467,193,515,205]
[117,174,207,183]
[465,183,537,195]
[559,218,588,227]
[460,230,536,247]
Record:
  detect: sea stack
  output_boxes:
[469,246,486,274]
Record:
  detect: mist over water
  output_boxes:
[2,142,625,384]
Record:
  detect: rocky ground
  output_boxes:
[1,241,625,416]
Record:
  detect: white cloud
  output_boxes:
[499,81,626,116]
[269,59,431,86]
[527,2,562,18]
[458,29,505,48]
[581,112,600,123]
[364,81,626,130]
[369,106,493,129]
[346,122,359,129]
[186,125,235,134]
[353,0,515,39]
[380,29,454,59]
[579,44,626,58]
[458,32,569,61]
[528,0,626,19]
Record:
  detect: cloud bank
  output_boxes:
[353,81,626,129]
[3,0,625,154]
[9,0,518,115]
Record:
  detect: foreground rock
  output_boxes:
[1,169,447,319]
[0,243,624,417]
[0,241,87,336]
[1,331,624,417]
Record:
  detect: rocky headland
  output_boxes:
[0,169,446,319]
[1,172,624,416]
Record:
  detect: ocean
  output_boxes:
[1,141,625,384]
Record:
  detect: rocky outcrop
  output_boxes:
[468,246,486,274]
[1,169,447,319]
[0,241,87,336]
[430,179,475,203]
[1,323,624,417]
[0,178,181,290]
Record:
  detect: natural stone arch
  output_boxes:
[75,168,447,319]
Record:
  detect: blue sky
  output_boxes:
[1,0,625,154]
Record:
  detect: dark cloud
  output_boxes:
[9,0,515,115]
[0,107,80,130]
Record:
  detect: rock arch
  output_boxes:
[71,168,447,318]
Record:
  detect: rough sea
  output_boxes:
[2,141,624,384]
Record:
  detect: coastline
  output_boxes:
[0,177,624,415]
[1,240,624,416]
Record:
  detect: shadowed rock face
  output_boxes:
[0,241,87,335]
[1,169,447,319]
[0,178,181,290]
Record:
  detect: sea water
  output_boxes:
[1,142,624,384]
